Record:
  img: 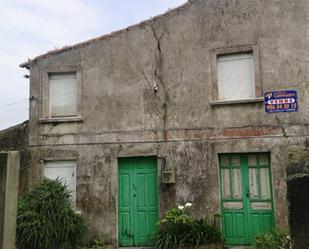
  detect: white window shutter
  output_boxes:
[218,53,255,101]
[49,73,77,117]
[44,161,77,208]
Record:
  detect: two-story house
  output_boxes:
[20,0,309,247]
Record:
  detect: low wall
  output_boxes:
[0,121,29,195]
[0,153,7,247]
[0,152,20,249]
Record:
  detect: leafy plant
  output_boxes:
[153,203,223,249]
[254,230,291,249]
[16,178,87,249]
[78,238,106,248]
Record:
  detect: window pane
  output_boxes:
[221,169,231,198]
[231,155,240,166]
[232,168,242,198]
[220,155,229,166]
[248,155,257,166]
[218,53,255,100]
[249,168,259,198]
[50,73,77,116]
[259,154,269,165]
[260,168,271,199]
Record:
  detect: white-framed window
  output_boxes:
[49,73,77,117]
[44,160,77,207]
[217,52,255,101]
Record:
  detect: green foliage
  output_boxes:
[16,179,87,249]
[254,230,291,249]
[78,238,106,249]
[87,238,106,248]
[153,205,223,249]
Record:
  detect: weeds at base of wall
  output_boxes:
[253,230,291,249]
[153,203,224,249]
[77,238,107,249]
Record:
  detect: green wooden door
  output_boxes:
[118,157,158,247]
[219,153,275,245]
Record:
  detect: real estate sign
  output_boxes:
[264,90,298,113]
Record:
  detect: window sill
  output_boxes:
[210,97,264,106]
[39,116,84,123]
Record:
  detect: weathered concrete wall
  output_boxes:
[0,122,28,151]
[23,0,309,244]
[287,147,309,249]
[27,136,301,241]
[0,152,20,249]
[0,122,30,194]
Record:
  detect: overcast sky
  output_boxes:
[0,0,187,130]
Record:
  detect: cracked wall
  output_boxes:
[24,0,309,243]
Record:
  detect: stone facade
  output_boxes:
[287,147,309,249]
[0,152,20,249]
[20,0,309,245]
[0,122,29,195]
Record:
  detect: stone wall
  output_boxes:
[287,147,309,249]
[0,152,20,249]
[0,122,30,194]
[0,153,7,248]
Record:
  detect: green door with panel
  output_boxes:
[118,157,158,247]
[219,153,275,245]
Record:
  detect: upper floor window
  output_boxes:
[49,73,77,117]
[217,52,255,101]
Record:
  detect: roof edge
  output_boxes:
[0,121,28,134]
[20,0,191,69]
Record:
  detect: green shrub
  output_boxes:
[153,204,223,249]
[254,230,291,249]
[87,238,106,248]
[16,178,87,249]
[78,238,106,249]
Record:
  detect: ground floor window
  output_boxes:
[219,153,275,245]
[44,160,77,207]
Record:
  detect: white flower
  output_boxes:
[185,202,192,208]
[178,205,184,210]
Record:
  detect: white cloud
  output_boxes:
[0,0,108,129]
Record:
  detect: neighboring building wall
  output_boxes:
[287,147,309,249]
[24,0,309,243]
[0,152,20,249]
[0,122,30,194]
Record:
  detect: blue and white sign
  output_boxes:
[264,90,298,113]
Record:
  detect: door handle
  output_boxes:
[133,184,137,197]
[125,228,134,238]
[246,187,250,198]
